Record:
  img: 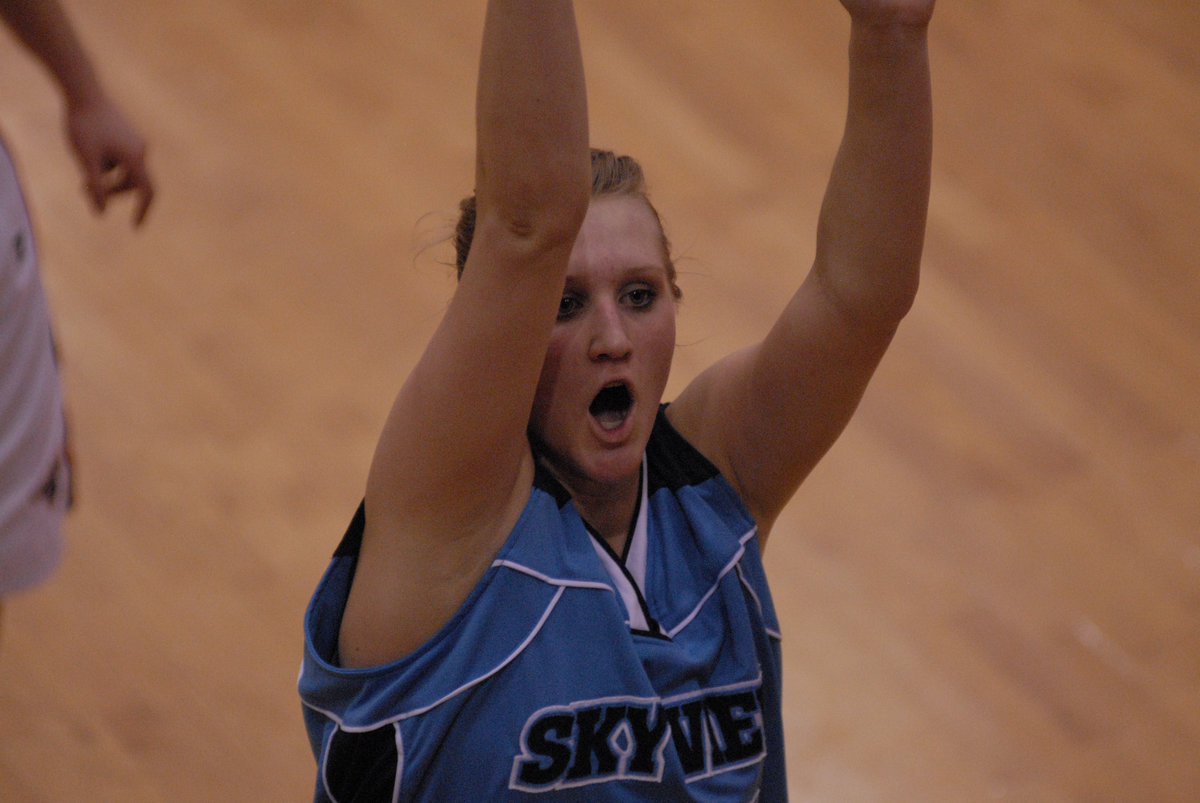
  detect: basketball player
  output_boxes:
[0,0,153,635]
[301,0,934,798]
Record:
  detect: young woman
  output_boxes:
[301,1,934,799]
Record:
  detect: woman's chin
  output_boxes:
[544,442,642,495]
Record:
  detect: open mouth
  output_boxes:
[589,383,633,431]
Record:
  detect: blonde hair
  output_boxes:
[453,148,680,298]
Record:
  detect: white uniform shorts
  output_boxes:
[0,137,71,595]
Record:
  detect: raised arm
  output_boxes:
[0,0,153,224]
[670,0,934,543]
[340,1,590,667]
[812,1,933,324]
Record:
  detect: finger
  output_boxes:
[90,155,154,225]
[132,183,154,226]
[120,160,155,226]
[86,174,108,214]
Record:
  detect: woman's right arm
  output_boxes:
[338,1,590,668]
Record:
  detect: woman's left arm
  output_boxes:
[670,1,934,543]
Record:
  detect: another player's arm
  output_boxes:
[340,0,590,668]
[0,0,153,223]
[670,1,934,542]
[0,1,99,107]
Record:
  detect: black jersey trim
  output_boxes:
[333,501,367,559]
[646,404,722,495]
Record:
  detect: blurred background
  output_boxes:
[0,1,1196,799]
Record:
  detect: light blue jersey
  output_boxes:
[300,408,786,801]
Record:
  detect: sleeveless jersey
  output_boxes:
[299,408,786,801]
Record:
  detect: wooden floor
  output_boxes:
[1,1,1197,800]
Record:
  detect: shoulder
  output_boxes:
[648,405,756,535]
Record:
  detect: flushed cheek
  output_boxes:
[641,319,676,398]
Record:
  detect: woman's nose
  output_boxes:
[588,302,632,361]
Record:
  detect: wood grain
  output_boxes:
[1,1,1196,799]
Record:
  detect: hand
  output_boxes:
[838,0,935,28]
[66,95,155,226]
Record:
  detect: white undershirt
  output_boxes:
[587,456,652,632]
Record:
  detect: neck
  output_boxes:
[543,459,641,554]
[578,491,638,555]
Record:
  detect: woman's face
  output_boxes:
[529,196,677,494]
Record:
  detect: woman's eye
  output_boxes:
[558,295,582,319]
[625,287,657,308]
